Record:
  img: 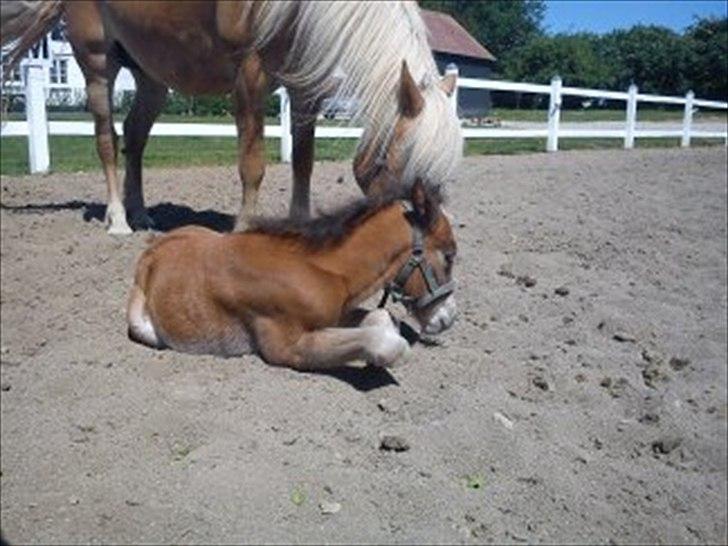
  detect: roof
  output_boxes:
[421,9,496,62]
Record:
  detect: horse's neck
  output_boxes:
[315,204,413,307]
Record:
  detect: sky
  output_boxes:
[544,0,728,34]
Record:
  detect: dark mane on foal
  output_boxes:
[247,182,443,248]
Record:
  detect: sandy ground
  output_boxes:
[1,147,726,545]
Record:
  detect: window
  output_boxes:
[50,59,68,84]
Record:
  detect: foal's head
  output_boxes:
[391,179,458,335]
[353,60,462,197]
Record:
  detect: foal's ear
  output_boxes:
[439,73,457,97]
[411,178,438,228]
[399,60,424,118]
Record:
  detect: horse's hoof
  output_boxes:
[129,212,156,231]
[106,219,133,235]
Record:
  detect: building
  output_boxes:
[421,9,496,118]
[1,25,135,109]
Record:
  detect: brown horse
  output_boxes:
[126,180,457,370]
[2,1,462,234]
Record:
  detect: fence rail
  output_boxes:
[2,61,726,173]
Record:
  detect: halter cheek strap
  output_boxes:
[378,208,456,310]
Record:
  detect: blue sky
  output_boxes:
[544,1,727,34]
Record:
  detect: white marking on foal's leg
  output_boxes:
[127,287,161,348]
[362,310,411,368]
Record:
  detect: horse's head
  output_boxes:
[386,179,457,336]
[354,60,462,197]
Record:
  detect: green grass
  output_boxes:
[465,137,725,156]
[1,135,724,176]
[487,107,727,123]
[0,135,360,176]
[2,111,348,126]
[6,107,725,124]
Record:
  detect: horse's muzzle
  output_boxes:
[419,294,457,335]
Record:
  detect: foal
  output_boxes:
[127,180,457,370]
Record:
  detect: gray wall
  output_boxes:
[433,52,494,117]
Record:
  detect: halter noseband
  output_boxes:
[378,205,455,310]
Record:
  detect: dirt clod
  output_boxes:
[669,357,690,371]
[516,275,537,288]
[652,436,683,454]
[379,435,410,452]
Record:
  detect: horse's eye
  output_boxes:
[443,251,455,274]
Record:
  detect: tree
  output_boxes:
[597,25,692,95]
[503,33,614,88]
[684,16,727,100]
[419,0,546,62]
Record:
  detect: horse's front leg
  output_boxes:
[233,55,267,230]
[254,309,410,371]
[122,69,167,230]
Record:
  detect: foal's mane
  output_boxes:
[247,183,443,249]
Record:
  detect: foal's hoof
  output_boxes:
[367,330,411,369]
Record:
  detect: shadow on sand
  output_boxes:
[0,200,235,233]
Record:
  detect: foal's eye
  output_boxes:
[443,251,456,273]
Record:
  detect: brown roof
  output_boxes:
[421,9,496,62]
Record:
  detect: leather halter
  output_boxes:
[378,205,455,310]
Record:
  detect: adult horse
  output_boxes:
[1,1,462,234]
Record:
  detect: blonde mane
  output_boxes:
[246,0,463,184]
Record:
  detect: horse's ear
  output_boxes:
[411,178,438,228]
[399,60,424,118]
[439,73,457,97]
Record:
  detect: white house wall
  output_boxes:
[3,33,137,107]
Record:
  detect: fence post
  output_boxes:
[624,84,638,149]
[24,59,50,173]
[546,75,562,152]
[276,87,292,163]
[681,90,694,148]
[445,63,459,116]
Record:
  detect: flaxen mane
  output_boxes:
[245,1,463,184]
[248,182,443,248]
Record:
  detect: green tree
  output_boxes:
[684,16,727,100]
[597,25,692,95]
[504,33,614,88]
[419,0,545,62]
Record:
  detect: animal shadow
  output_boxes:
[316,365,399,392]
[144,202,235,232]
[0,200,235,233]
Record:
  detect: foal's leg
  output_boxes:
[289,101,316,220]
[255,309,410,371]
[233,55,267,230]
[122,69,167,230]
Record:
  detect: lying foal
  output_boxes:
[127,180,457,370]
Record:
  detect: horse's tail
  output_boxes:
[1,0,63,77]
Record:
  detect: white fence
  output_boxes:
[2,61,727,173]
